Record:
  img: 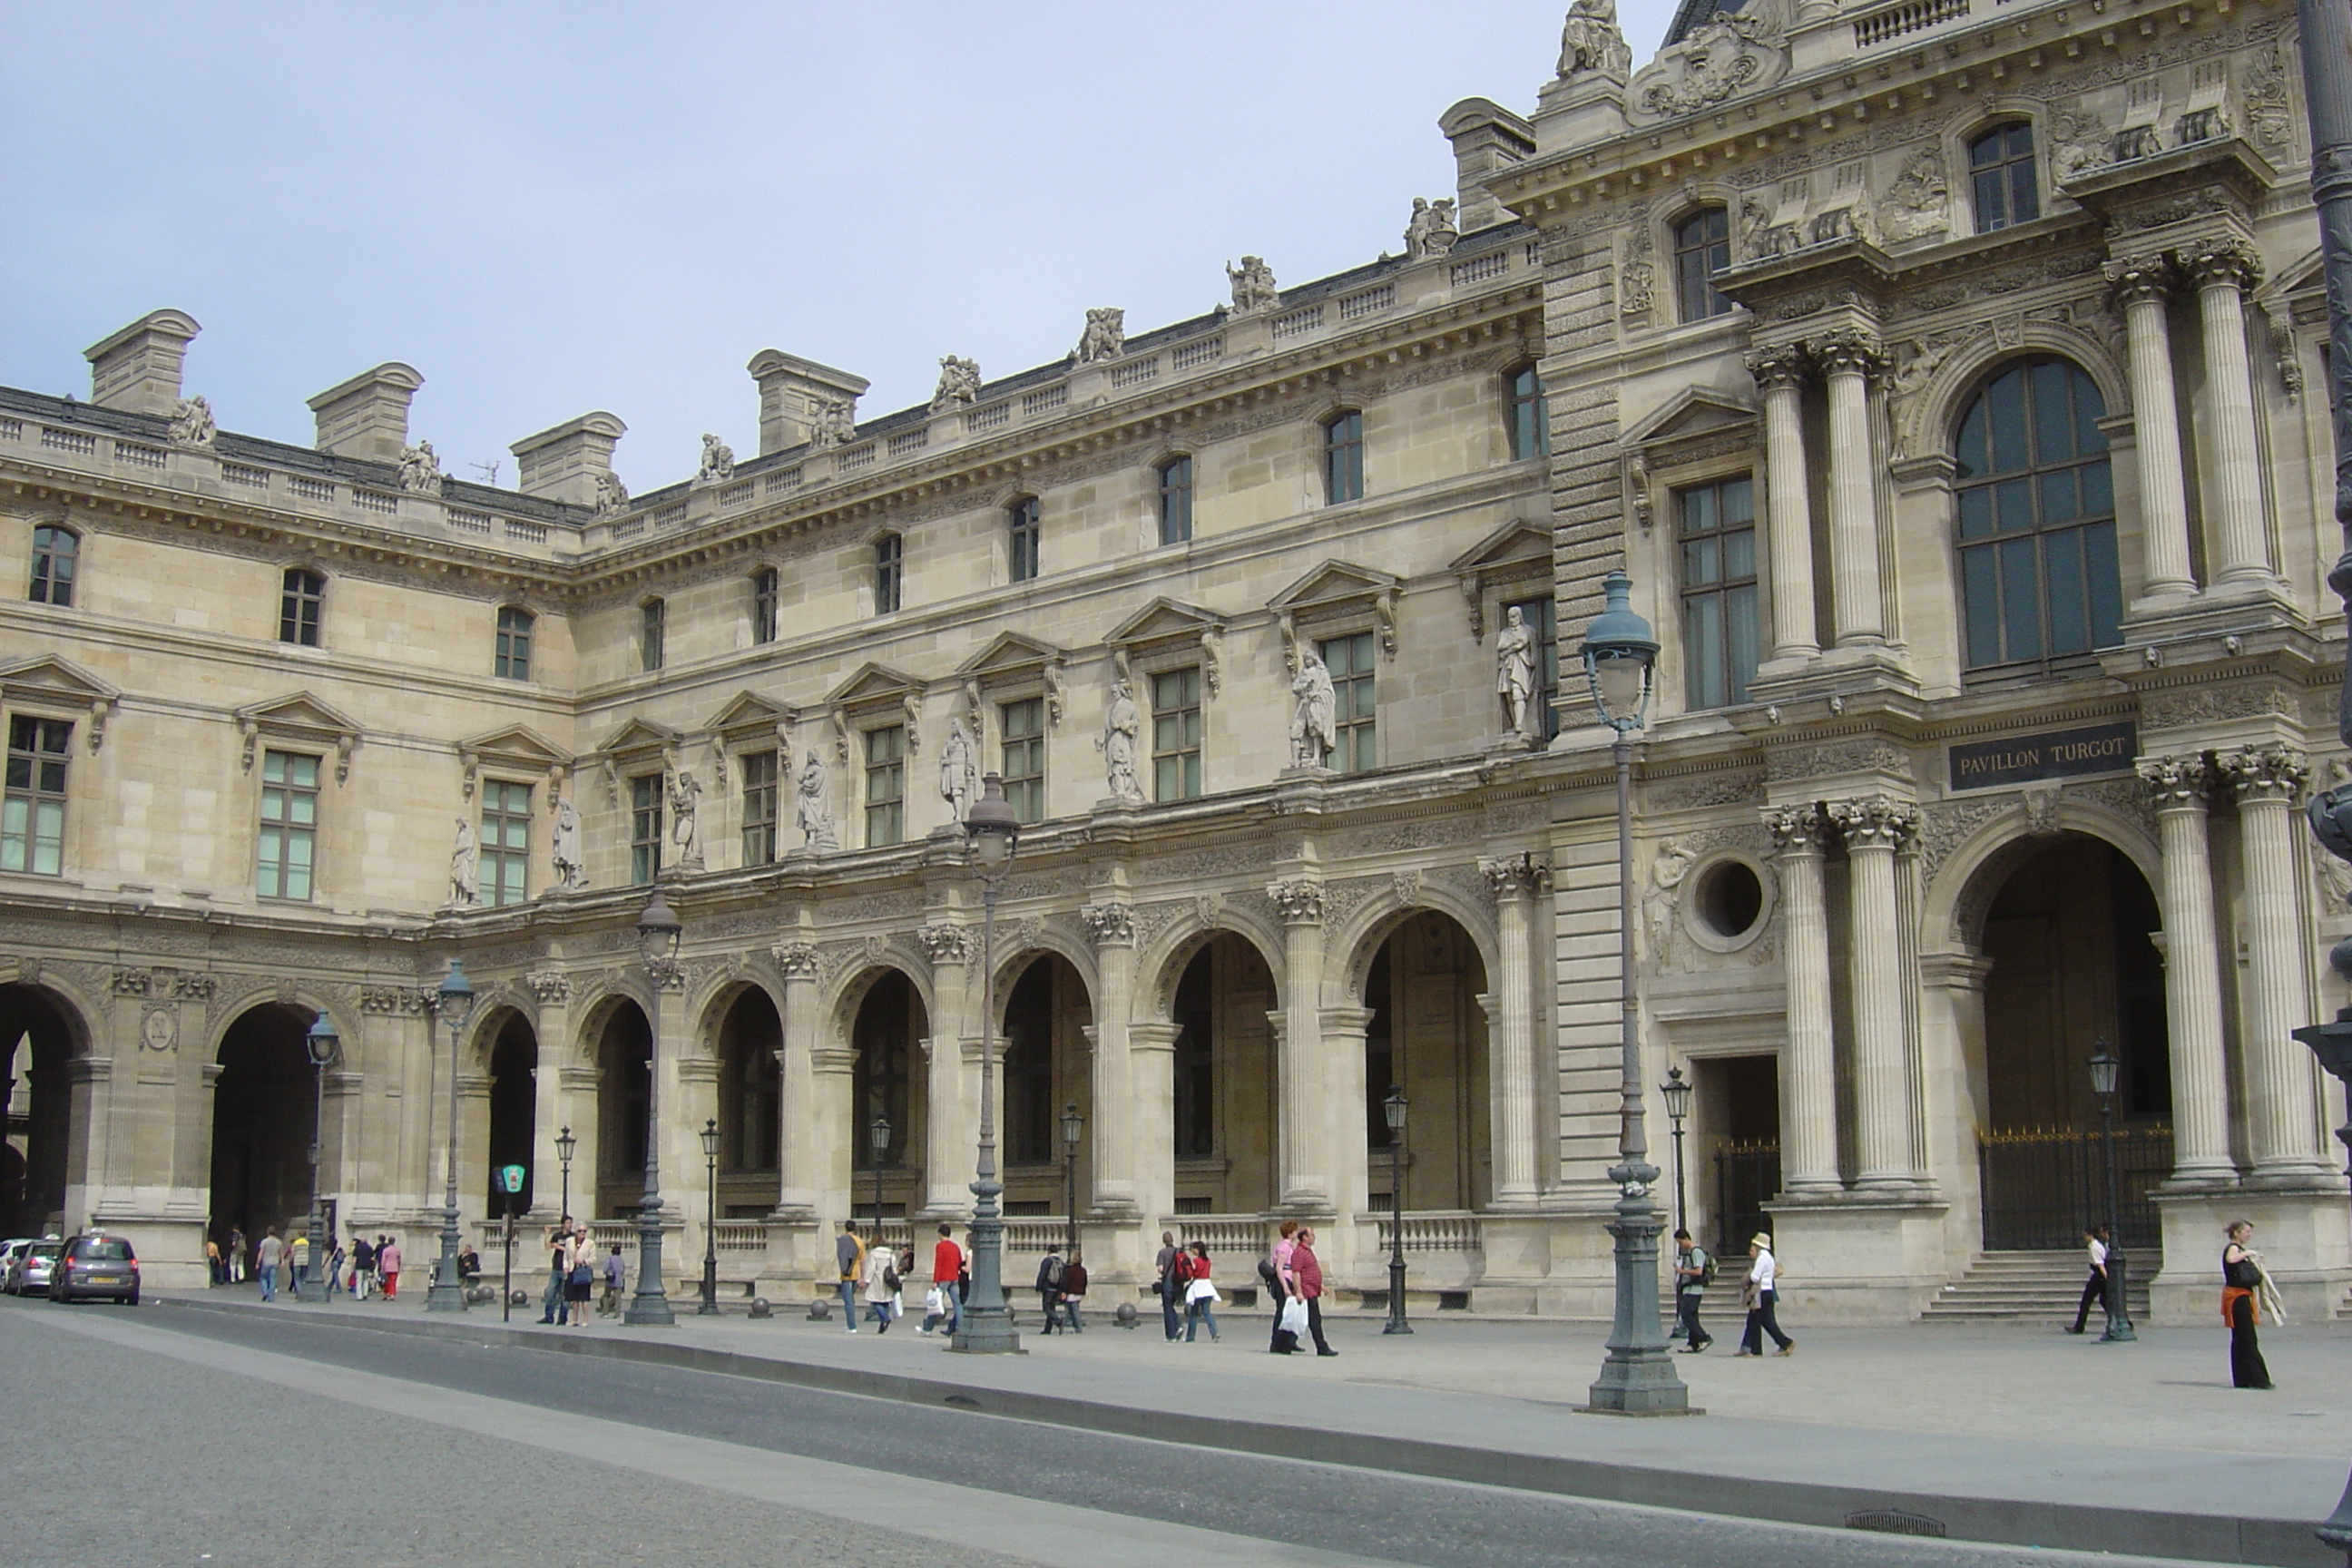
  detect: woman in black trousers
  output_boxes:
[2221,1220,2273,1390]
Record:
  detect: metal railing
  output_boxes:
[1714,1140,1782,1258]
[1978,1123,2171,1250]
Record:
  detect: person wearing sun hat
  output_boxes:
[1735,1231,1795,1357]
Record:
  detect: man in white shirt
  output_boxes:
[2065,1223,2111,1335]
[1734,1231,1795,1357]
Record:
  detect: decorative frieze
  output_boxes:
[360,985,431,1015]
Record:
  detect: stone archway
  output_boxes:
[593,999,652,1221]
[713,985,780,1217]
[210,1002,317,1252]
[1361,909,1491,1213]
[848,970,927,1228]
[0,983,85,1237]
[483,1010,537,1219]
[998,952,1093,1219]
[1164,932,1279,1216]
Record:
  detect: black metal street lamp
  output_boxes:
[296,1013,338,1303]
[624,887,681,1327]
[1661,1066,1693,1239]
[554,1124,576,1225]
[2088,1042,2136,1343]
[867,1113,891,1251]
[426,961,474,1314]
[1578,569,1690,1416]
[1383,1088,1411,1336]
[1059,1101,1084,1254]
[699,1117,721,1317]
[953,771,1023,1354]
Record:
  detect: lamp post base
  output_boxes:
[2099,1252,2138,1342]
[1383,1256,1413,1335]
[948,1307,1024,1355]
[1582,1186,1695,1416]
[625,1201,674,1326]
[425,1209,467,1314]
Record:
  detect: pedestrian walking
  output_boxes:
[1055,1250,1089,1333]
[1264,1220,1300,1354]
[895,1243,915,1325]
[1155,1230,1184,1341]
[349,1234,374,1299]
[205,1237,223,1286]
[325,1238,347,1298]
[1735,1232,1794,1357]
[1672,1229,1713,1352]
[377,1235,402,1299]
[1289,1227,1338,1357]
[564,1230,597,1328]
[538,1220,572,1325]
[921,1223,962,1337]
[289,1230,311,1294]
[835,1221,866,1332]
[2065,1224,2111,1335]
[599,1243,627,1316]
[1034,1243,1067,1332]
[228,1227,248,1284]
[2222,1220,2276,1390]
[255,1229,284,1302]
[863,1229,898,1333]
[1183,1241,1221,1343]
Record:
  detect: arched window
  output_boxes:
[279,568,324,647]
[1006,496,1041,583]
[493,606,534,681]
[1954,358,2119,671]
[1969,122,2040,234]
[873,533,903,615]
[1323,410,1365,504]
[1673,208,1733,322]
[639,598,665,672]
[1506,365,1550,460]
[28,524,76,607]
[750,567,779,645]
[1157,456,1194,545]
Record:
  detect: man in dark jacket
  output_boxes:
[1034,1245,1066,1332]
[1290,1228,1338,1357]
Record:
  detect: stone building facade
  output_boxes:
[1,0,2344,1319]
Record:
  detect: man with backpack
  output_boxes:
[1034,1244,1066,1332]
[1672,1228,1714,1352]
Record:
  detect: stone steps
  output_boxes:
[1923,1250,2151,1323]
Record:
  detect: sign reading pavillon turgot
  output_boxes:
[1946,722,2139,792]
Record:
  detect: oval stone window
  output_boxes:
[1693,859,1765,939]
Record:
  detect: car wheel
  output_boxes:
[122,1291,138,1307]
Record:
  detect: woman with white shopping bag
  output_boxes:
[1263,1220,1301,1354]
[1182,1240,1222,1343]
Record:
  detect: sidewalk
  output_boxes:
[157,1285,2352,1567]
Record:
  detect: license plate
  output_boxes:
[85,1276,120,1285]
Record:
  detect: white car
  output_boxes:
[0,1240,31,1292]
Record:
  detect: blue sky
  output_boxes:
[2,3,1678,494]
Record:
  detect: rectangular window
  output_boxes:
[494,607,534,681]
[863,725,906,847]
[479,779,531,906]
[1158,457,1194,545]
[1318,631,1377,773]
[750,569,779,645]
[874,534,903,615]
[1151,668,1202,802]
[1001,697,1045,824]
[1507,368,1551,461]
[2,716,70,876]
[1007,498,1040,583]
[258,750,319,900]
[1679,476,1761,710]
[279,569,323,647]
[1323,412,1365,504]
[28,526,75,607]
[740,749,779,866]
[640,599,665,672]
[1675,208,1734,322]
[1503,594,1561,740]
[630,774,663,885]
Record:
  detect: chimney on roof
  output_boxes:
[1438,99,1536,234]
[307,364,424,462]
[746,349,870,456]
[511,412,627,506]
[83,309,202,416]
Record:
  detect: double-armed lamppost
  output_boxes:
[2088,1042,2136,1343]
[624,887,681,1327]
[426,961,475,1314]
[296,1013,338,1303]
[1060,1102,1084,1254]
[1579,569,1690,1416]
[953,771,1023,1353]
[1383,1088,1411,1336]
[699,1117,721,1317]
[868,1113,891,1246]
[1661,1066,1693,1238]
[554,1124,576,1225]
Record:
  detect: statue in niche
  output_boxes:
[550,794,587,892]
[1073,308,1126,365]
[808,398,858,451]
[1404,197,1459,261]
[449,817,478,906]
[1645,838,1696,967]
[697,433,735,484]
[939,716,978,825]
[397,441,444,495]
[1101,678,1143,806]
[670,766,703,868]
[1226,256,1279,315]
[796,749,838,850]
[593,469,630,516]
[931,356,982,411]
[1289,651,1337,769]
[167,395,215,447]
[1495,604,1540,742]
[1557,0,1633,76]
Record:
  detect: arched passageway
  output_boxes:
[850,971,927,1225]
[484,1011,537,1219]
[0,985,82,1237]
[714,986,780,1217]
[1362,910,1490,1212]
[999,953,1093,1216]
[210,1003,317,1250]
[1169,933,1277,1215]
[594,1001,652,1220]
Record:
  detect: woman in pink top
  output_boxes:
[377,1237,402,1299]
[1268,1220,1300,1354]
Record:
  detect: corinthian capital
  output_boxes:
[2218,742,2309,804]
[916,925,974,966]
[1266,879,1325,925]
[2102,254,2175,309]
[2182,239,2262,294]
[1744,343,1809,391]
[1080,903,1136,946]
[2137,754,2210,810]
[1763,802,1828,856]
[1828,795,1919,851]
[1477,852,1552,900]
[1811,328,1886,380]
[771,941,820,979]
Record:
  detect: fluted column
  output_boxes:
[1747,345,1820,662]
[1829,796,1921,1188]
[1268,879,1330,1209]
[1817,331,1887,646]
[2104,257,2197,599]
[770,942,824,1219]
[1129,1021,1180,1227]
[1766,805,1839,1192]
[2187,242,2272,585]
[2220,745,2328,1172]
[1081,904,1140,1214]
[2136,759,2234,1182]
[916,925,976,1216]
[1479,852,1551,1207]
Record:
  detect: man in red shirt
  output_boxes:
[1290,1227,1338,1357]
[921,1222,963,1337]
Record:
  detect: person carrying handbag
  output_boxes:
[564,1230,598,1329]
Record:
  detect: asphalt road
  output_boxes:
[0,1298,2237,1568]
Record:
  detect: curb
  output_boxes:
[152,1297,2328,1567]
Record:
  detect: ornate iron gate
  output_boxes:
[1977,1124,2171,1251]
[1713,1139,1781,1257]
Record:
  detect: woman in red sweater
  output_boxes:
[1182,1240,1221,1343]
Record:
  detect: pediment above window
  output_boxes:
[0,654,119,751]
[1449,522,1552,642]
[236,691,361,781]
[1268,560,1401,663]
[456,724,572,799]
[957,632,1067,726]
[590,715,681,808]
[1106,597,1226,695]
[824,662,925,757]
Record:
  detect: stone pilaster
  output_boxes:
[2186,242,2271,586]
[1828,796,1921,1188]
[1747,345,1819,664]
[1128,1021,1181,1228]
[1267,878,1330,1209]
[1766,804,1839,1193]
[915,924,975,1218]
[2138,757,2234,1183]
[770,942,825,1220]
[1080,904,1140,1216]
[1479,852,1551,1206]
[2105,257,2197,601]
[1816,331,1886,648]
[2219,744,2329,1175]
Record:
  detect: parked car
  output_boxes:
[0,1240,31,1290]
[48,1231,138,1305]
[6,1239,60,1296]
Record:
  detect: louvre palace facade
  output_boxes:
[2,0,2346,1320]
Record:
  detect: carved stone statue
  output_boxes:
[1404,198,1460,261]
[1289,651,1337,769]
[1558,0,1634,76]
[449,816,478,906]
[796,749,838,850]
[1495,604,1540,742]
[1102,679,1143,806]
[397,441,444,496]
[931,356,982,411]
[593,469,630,516]
[809,398,858,451]
[670,766,703,868]
[1645,838,1696,968]
[1226,256,1279,315]
[167,395,215,447]
[1074,308,1126,365]
[696,433,735,485]
[939,717,978,825]
[551,795,587,892]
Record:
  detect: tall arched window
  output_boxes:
[1157,456,1194,545]
[1505,365,1550,460]
[1006,496,1041,583]
[1673,208,1732,322]
[873,533,903,615]
[1954,358,2119,671]
[28,524,76,607]
[1969,122,2040,233]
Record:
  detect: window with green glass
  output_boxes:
[1679,476,1759,710]
[258,750,319,900]
[740,749,779,866]
[1954,358,2119,671]
[1318,632,1377,773]
[2,716,71,876]
[1152,668,1202,801]
[1001,697,1045,824]
[1507,366,1550,461]
[864,725,906,847]
[630,773,663,885]
[479,779,531,906]
[1503,594,1561,740]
